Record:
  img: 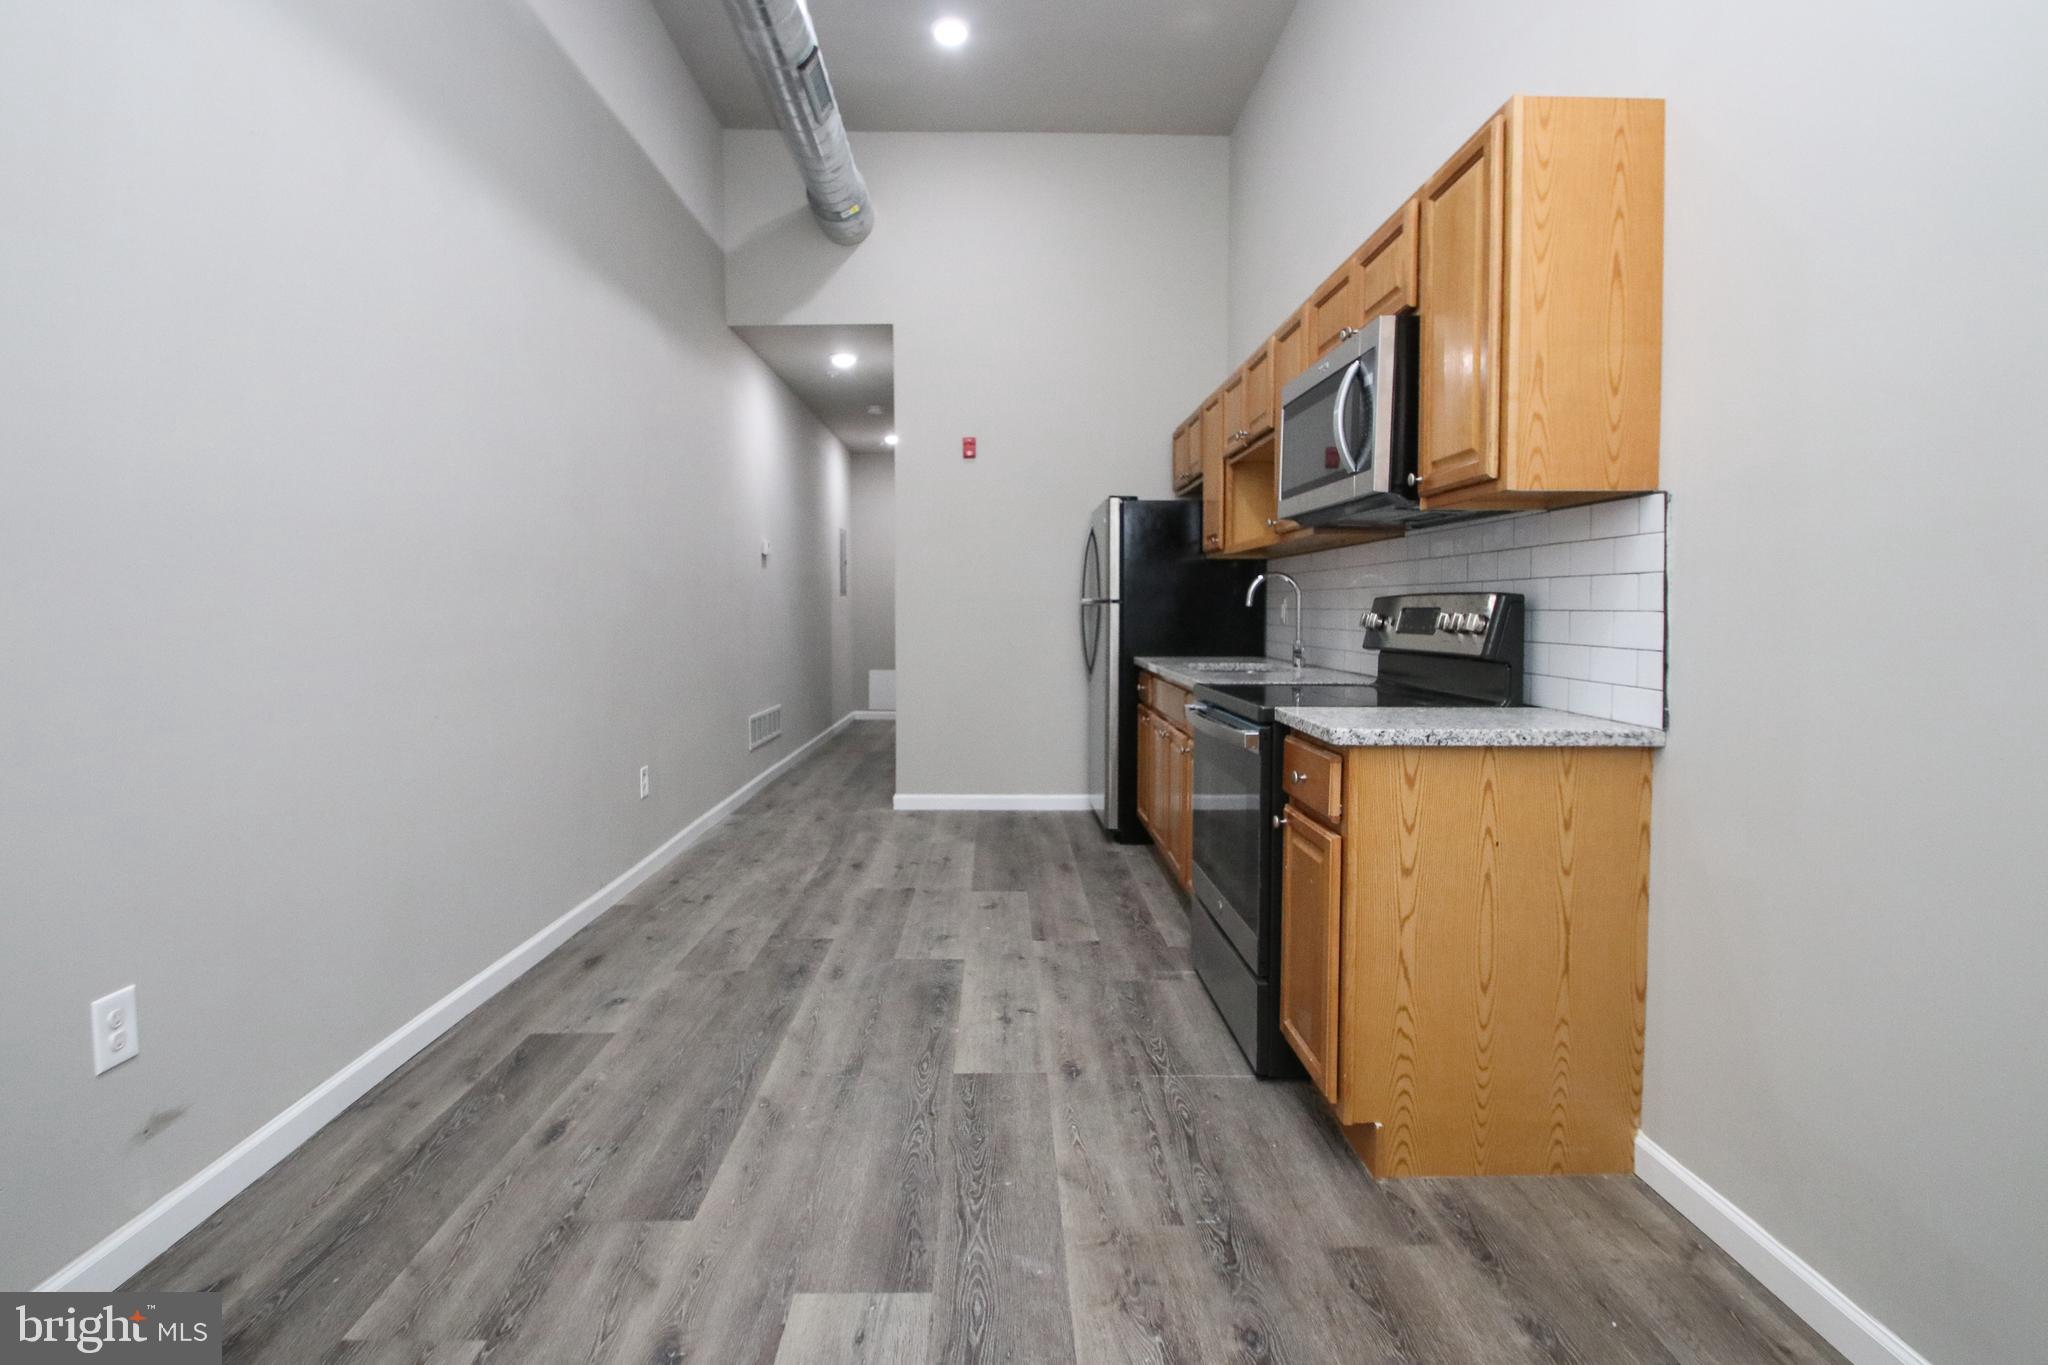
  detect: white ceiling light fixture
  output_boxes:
[829,351,858,371]
[884,432,899,447]
[931,16,970,49]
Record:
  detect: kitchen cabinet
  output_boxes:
[1222,340,1277,458]
[1271,307,1309,399]
[1278,801,1342,1102]
[1355,199,1418,322]
[1169,94,1663,519]
[1170,414,1199,493]
[1220,366,1247,457]
[1199,390,1226,553]
[1134,671,1194,892]
[1304,257,1360,362]
[1134,708,1158,833]
[1417,96,1665,505]
[1415,116,1505,497]
[1275,735,1655,1177]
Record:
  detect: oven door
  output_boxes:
[1186,702,1269,970]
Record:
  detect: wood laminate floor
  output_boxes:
[134,721,1845,1365]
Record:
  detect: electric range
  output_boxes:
[1184,591,1525,1075]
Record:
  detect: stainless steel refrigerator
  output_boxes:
[1081,498,1264,840]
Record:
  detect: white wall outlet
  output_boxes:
[638,765,650,800]
[90,985,140,1075]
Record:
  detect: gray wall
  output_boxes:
[1231,3,2048,1361]
[849,451,897,707]
[0,0,852,1288]
[724,130,1230,799]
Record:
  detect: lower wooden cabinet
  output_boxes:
[1276,736,1655,1177]
[1278,802,1342,1102]
[1133,675,1195,893]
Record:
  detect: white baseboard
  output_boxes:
[1634,1134,1929,1365]
[892,793,1092,812]
[36,712,859,1294]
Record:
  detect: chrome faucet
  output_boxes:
[1246,572,1306,672]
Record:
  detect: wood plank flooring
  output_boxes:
[133,721,1844,1364]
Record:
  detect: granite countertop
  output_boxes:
[1135,656,1666,748]
[1134,656,1373,690]
[1277,706,1667,748]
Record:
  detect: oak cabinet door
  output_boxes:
[1356,199,1419,322]
[1243,340,1276,442]
[1134,710,1157,836]
[1172,725,1194,890]
[1171,419,1195,490]
[1306,258,1361,361]
[1272,308,1308,395]
[1200,391,1226,551]
[1279,806,1343,1101]
[1221,367,1248,456]
[1417,115,1505,497]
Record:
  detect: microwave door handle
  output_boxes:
[1332,360,1364,473]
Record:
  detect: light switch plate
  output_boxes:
[91,984,140,1075]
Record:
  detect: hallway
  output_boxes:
[135,721,1840,1364]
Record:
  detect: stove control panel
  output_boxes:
[1361,592,1524,660]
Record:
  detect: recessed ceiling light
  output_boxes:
[829,351,858,371]
[884,432,899,447]
[931,16,969,48]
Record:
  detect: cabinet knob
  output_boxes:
[1273,812,1290,829]
[1266,518,1279,527]
[1290,769,1308,784]
[1406,472,1419,488]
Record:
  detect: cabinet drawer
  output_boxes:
[1153,678,1192,730]
[1282,734,1343,824]
[1138,673,1193,731]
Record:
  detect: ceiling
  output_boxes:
[656,0,1297,135]
[734,323,895,455]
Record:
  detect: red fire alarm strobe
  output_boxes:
[962,437,977,460]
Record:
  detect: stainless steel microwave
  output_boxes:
[1276,313,1421,526]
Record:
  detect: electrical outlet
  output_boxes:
[91,985,140,1075]
[638,765,650,800]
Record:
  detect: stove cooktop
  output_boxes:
[1195,680,1496,723]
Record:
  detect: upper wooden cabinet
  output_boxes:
[1304,258,1360,362]
[1199,389,1226,551]
[1271,307,1309,398]
[1220,366,1248,456]
[1242,339,1276,443]
[1418,96,1665,505]
[1416,116,1506,497]
[1170,413,1199,492]
[1171,94,1663,526]
[1355,199,1419,324]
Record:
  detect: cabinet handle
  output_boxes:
[1273,812,1289,829]
[1290,769,1308,784]
[1338,326,1360,341]
[1406,472,1419,488]
[1266,518,1279,528]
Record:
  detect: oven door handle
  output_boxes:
[1185,702,1261,753]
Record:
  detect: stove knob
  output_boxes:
[1361,611,1387,632]
[1436,611,1455,633]
[1470,614,1490,635]
[1462,613,1483,634]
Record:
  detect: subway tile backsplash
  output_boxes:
[1263,493,1668,728]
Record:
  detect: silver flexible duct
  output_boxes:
[719,0,873,245]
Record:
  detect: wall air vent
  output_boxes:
[749,705,783,751]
